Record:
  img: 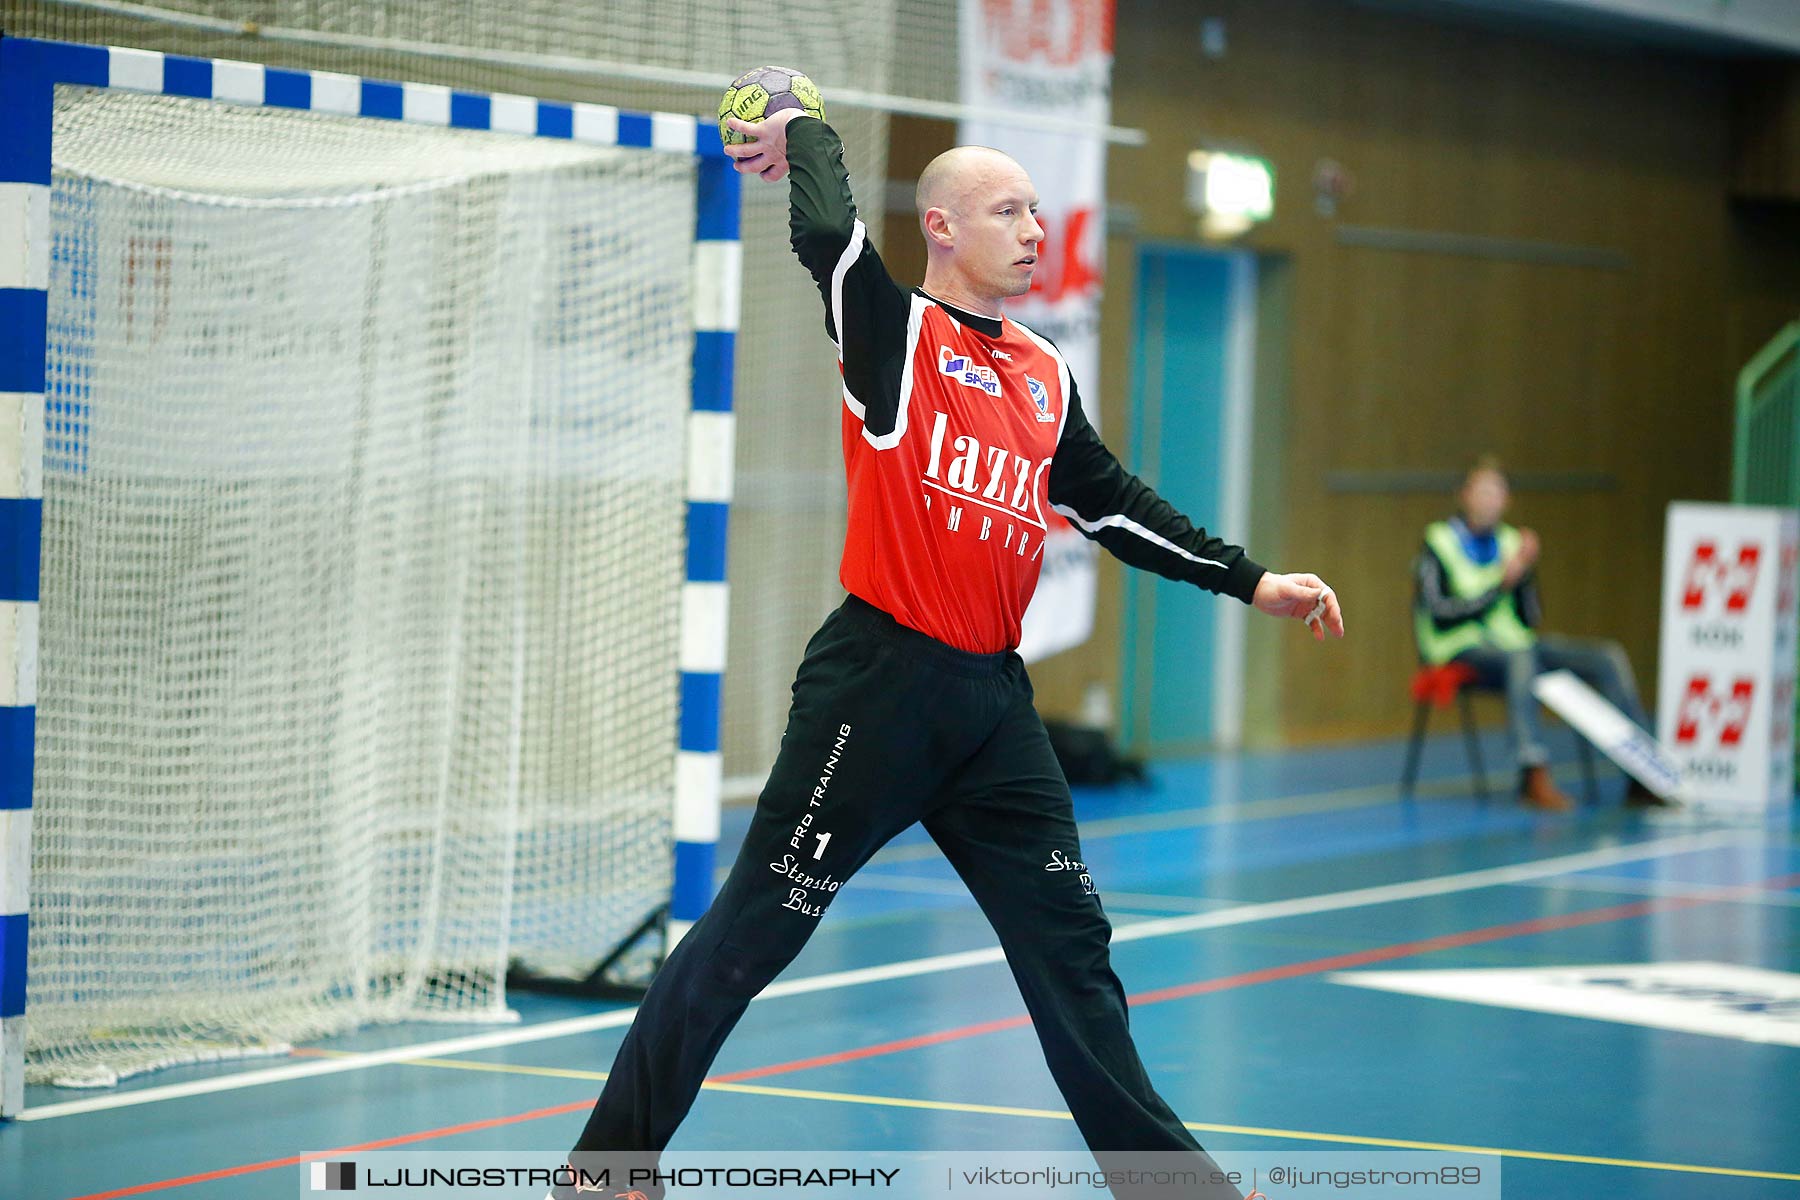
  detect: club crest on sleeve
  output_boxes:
[1025,375,1056,422]
[940,345,1002,397]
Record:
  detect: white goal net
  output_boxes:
[27,87,695,1087]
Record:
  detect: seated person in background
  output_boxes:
[1413,456,1667,811]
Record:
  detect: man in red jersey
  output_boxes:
[555,108,1343,1200]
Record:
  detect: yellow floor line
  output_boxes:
[302,1048,1800,1183]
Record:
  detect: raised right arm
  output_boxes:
[780,117,913,436]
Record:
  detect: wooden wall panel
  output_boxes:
[1733,61,1800,200]
[877,0,1800,746]
[1102,0,1790,744]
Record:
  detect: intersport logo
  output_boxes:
[939,345,1002,397]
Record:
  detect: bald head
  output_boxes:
[913,144,1043,311]
[915,145,1028,223]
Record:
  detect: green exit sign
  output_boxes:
[1186,149,1274,236]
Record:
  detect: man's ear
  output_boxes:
[923,206,954,250]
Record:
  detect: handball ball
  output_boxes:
[718,66,825,144]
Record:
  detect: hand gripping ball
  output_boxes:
[718,66,825,145]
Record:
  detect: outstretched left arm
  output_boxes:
[1046,381,1344,642]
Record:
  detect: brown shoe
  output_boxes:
[1519,765,1573,811]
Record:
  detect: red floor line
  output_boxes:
[64,872,1799,1200]
[706,894,1692,1083]
[64,1100,597,1200]
[712,872,1800,1083]
[707,1014,1036,1083]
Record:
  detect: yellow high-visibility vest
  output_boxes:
[1415,520,1536,665]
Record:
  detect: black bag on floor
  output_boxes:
[1044,720,1148,786]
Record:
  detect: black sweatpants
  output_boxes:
[573,596,1239,1196]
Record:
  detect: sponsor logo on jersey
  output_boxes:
[1025,375,1056,422]
[989,348,1013,361]
[940,345,1002,397]
[915,410,1054,563]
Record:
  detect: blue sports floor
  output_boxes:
[6,732,1797,1200]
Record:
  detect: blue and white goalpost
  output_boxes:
[0,35,737,1116]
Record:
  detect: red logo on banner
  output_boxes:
[982,0,1114,65]
[1674,676,1755,748]
[1680,542,1760,614]
[1026,207,1102,304]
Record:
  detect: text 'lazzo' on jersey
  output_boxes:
[921,410,1051,560]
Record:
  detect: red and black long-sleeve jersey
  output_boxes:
[786,119,1265,654]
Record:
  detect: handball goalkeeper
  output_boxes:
[554,104,1344,1200]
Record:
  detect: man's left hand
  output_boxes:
[1252,572,1345,642]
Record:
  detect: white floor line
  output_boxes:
[1105,828,1752,946]
[1089,890,1244,914]
[15,827,1751,1122]
[852,872,1238,915]
[843,873,970,897]
[861,785,1394,867]
[858,762,1589,868]
[718,759,1604,881]
[1514,871,1800,908]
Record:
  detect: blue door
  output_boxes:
[1121,247,1247,756]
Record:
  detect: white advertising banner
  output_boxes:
[959,0,1112,662]
[1530,671,1684,800]
[1333,962,1800,1047]
[1656,502,1799,816]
